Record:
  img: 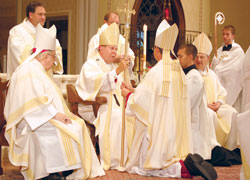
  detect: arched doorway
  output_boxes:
[130,0,185,70]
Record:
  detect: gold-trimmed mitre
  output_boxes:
[155,20,178,51]
[99,22,119,46]
[155,21,180,97]
[193,32,212,56]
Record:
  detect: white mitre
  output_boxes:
[193,32,212,56]
[24,23,57,64]
[99,22,119,46]
[155,20,179,97]
[34,23,57,51]
[155,19,170,48]
[155,20,178,52]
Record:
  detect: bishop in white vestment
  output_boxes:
[7,2,63,80]
[122,20,193,178]
[193,32,239,150]
[4,24,105,180]
[211,25,245,112]
[75,23,130,170]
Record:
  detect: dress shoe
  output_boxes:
[184,153,217,180]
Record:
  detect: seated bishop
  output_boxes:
[4,24,105,180]
[75,23,130,170]
[193,32,239,151]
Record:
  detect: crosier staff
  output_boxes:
[214,12,225,57]
[117,0,135,168]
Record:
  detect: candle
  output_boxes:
[143,24,147,71]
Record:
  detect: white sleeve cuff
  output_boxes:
[24,104,58,131]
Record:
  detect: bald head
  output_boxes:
[104,12,120,25]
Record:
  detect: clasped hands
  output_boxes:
[208,101,222,112]
[120,81,135,97]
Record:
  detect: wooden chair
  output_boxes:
[66,84,107,149]
[0,78,9,175]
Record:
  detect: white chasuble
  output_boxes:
[201,69,239,150]
[211,42,245,110]
[4,60,104,180]
[7,19,63,80]
[186,69,218,159]
[75,54,128,170]
[125,60,192,177]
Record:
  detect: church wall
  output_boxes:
[0,0,16,73]
[210,0,250,52]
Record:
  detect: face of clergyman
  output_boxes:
[222,29,234,45]
[29,6,46,27]
[99,45,118,64]
[195,53,209,71]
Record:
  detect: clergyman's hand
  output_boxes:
[54,112,72,124]
[121,81,135,97]
[116,57,130,75]
[121,81,135,93]
[208,101,221,112]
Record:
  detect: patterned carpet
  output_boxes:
[0,160,241,180]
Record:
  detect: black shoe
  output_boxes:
[62,170,74,177]
[184,153,217,180]
[210,146,242,166]
[46,173,65,180]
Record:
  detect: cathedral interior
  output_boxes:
[0,0,249,179]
